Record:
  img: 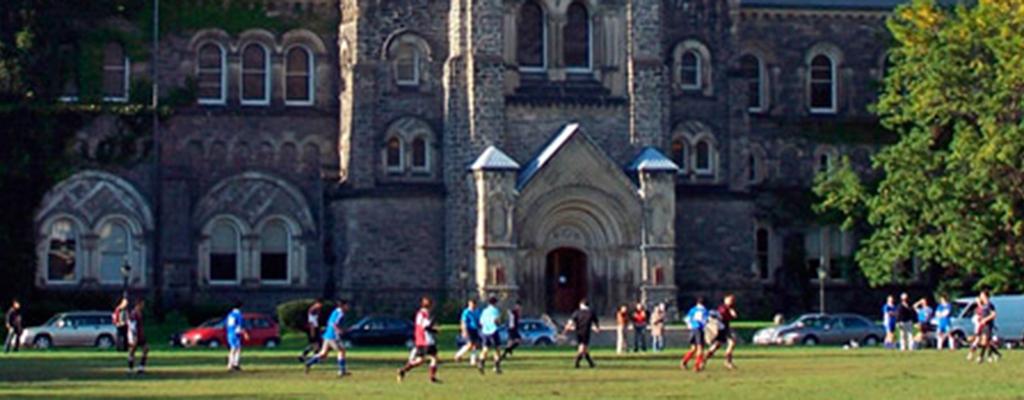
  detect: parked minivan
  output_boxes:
[949,295,1024,344]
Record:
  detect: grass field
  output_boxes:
[2,341,1023,399]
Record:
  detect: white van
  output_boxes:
[949,295,1024,343]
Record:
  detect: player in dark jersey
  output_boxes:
[127,299,149,374]
[968,291,998,364]
[397,296,440,384]
[563,299,600,368]
[500,300,523,361]
[298,298,324,362]
[705,294,738,370]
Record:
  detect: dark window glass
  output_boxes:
[394,43,418,85]
[748,154,757,182]
[260,221,289,282]
[386,137,402,169]
[412,137,427,169]
[47,220,77,282]
[695,140,711,172]
[756,228,769,279]
[680,51,700,88]
[670,140,686,170]
[242,44,268,101]
[210,222,238,282]
[102,42,127,99]
[810,55,834,110]
[739,55,762,110]
[517,1,545,68]
[197,43,224,101]
[286,47,312,102]
[564,2,590,69]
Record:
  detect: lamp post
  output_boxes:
[120,258,133,299]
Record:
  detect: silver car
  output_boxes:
[753,313,885,346]
[20,311,118,349]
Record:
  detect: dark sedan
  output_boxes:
[340,316,414,348]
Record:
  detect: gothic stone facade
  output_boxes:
[35,0,922,317]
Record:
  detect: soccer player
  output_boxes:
[305,300,350,377]
[398,296,440,384]
[563,299,600,368]
[681,297,708,372]
[968,291,998,364]
[112,297,129,352]
[127,299,149,374]
[500,300,522,361]
[477,297,503,374]
[912,297,933,348]
[4,299,22,354]
[882,295,897,349]
[934,295,954,350]
[225,301,247,372]
[453,299,481,365]
[706,294,738,369]
[299,298,324,362]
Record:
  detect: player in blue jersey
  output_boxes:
[881,295,897,349]
[225,301,248,372]
[681,297,708,372]
[305,300,351,377]
[934,295,954,350]
[454,299,481,365]
[913,297,933,349]
[476,297,503,375]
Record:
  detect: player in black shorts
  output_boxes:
[563,299,600,368]
[500,301,523,361]
[706,294,738,369]
[127,299,149,374]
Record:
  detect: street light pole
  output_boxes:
[120,258,133,299]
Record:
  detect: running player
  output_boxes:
[706,294,738,370]
[126,299,149,374]
[304,300,350,377]
[563,299,600,368]
[225,302,247,372]
[882,295,897,349]
[477,297,503,374]
[970,291,998,364]
[681,297,708,372]
[934,295,954,350]
[398,296,440,384]
[453,299,481,366]
[299,298,324,362]
[500,300,523,361]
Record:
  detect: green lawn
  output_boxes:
[1,342,1022,399]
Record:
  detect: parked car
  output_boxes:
[752,313,885,346]
[173,313,280,348]
[455,318,560,348]
[339,316,414,348]
[949,294,1024,345]
[20,311,117,349]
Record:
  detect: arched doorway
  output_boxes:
[546,247,588,313]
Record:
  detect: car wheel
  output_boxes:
[952,330,966,343]
[863,335,880,346]
[206,340,222,349]
[34,335,53,349]
[404,339,415,349]
[802,336,819,346]
[95,335,115,349]
[264,338,280,348]
[535,337,553,346]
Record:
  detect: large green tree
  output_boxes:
[815,0,1024,291]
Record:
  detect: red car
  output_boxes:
[175,313,281,348]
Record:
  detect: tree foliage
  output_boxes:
[814,0,1024,291]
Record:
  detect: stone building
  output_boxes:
[33,0,927,317]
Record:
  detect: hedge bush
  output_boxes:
[277,298,317,333]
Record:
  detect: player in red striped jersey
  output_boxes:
[397,296,440,384]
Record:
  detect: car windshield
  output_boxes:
[45,315,63,326]
[200,318,224,328]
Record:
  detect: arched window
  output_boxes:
[285,46,314,105]
[517,1,546,71]
[670,139,687,173]
[564,2,590,72]
[98,221,130,284]
[260,220,289,283]
[241,43,270,105]
[755,227,770,280]
[197,42,226,104]
[817,153,832,174]
[394,42,420,86]
[209,220,239,283]
[385,137,403,173]
[739,54,763,112]
[411,137,428,171]
[809,54,835,112]
[694,139,713,174]
[680,51,701,90]
[46,219,78,283]
[102,42,129,101]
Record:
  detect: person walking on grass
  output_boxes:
[650,303,666,353]
[897,293,916,351]
[398,296,440,384]
[298,298,324,362]
[477,297,503,375]
[305,300,350,377]
[934,295,954,350]
[615,304,628,354]
[913,297,933,349]
[127,299,149,374]
[4,299,23,353]
[500,300,523,361]
[225,301,248,372]
[681,297,709,372]
[113,297,129,352]
[706,294,738,370]
[454,299,481,366]
[967,291,998,364]
[563,299,600,368]
[882,295,897,350]
[632,302,648,353]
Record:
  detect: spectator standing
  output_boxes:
[882,295,898,349]
[912,298,933,349]
[897,293,916,351]
[113,297,129,352]
[934,295,954,350]
[632,303,648,353]
[4,299,22,353]
[615,305,629,354]
[650,303,666,352]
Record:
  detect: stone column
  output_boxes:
[469,147,520,303]
[626,0,668,147]
[630,149,679,306]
